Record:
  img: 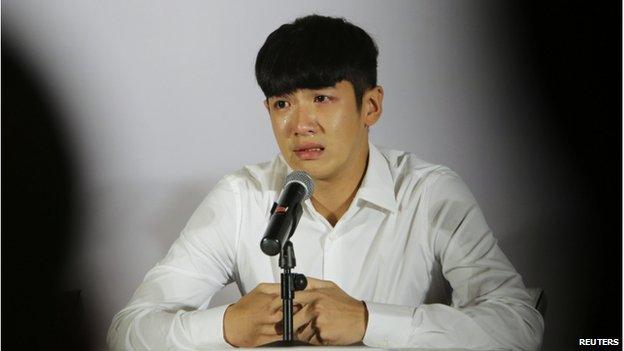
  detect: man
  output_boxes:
[108,15,544,350]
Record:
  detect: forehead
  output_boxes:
[268,80,354,99]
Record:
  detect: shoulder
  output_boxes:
[184,155,286,231]
[375,145,457,190]
[373,145,476,214]
[219,154,287,198]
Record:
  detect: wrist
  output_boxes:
[222,303,237,347]
[360,300,369,341]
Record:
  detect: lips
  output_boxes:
[293,143,325,160]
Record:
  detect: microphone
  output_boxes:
[260,171,314,256]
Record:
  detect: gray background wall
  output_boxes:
[3,1,620,350]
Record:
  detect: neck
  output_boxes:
[311,144,370,227]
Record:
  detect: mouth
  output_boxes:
[293,143,325,160]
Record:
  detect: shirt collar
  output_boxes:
[356,143,399,213]
[276,142,398,213]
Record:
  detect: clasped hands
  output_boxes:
[223,277,368,347]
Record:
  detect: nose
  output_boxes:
[292,103,318,136]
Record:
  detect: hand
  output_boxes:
[222,283,283,347]
[288,277,369,345]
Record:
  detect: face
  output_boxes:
[265,80,382,182]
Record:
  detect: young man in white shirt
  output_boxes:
[108,15,544,350]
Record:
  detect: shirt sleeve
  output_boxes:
[363,170,544,350]
[107,176,240,350]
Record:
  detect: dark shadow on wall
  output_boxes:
[2,38,90,350]
[489,2,622,350]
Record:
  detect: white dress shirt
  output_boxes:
[107,143,544,350]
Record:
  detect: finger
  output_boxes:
[296,320,309,334]
[264,310,282,324]
[269,295,283,312]
[309,331,323,345]
[310,318,330,345]
[292,304,315,331]
[255,282,281,295]
[297,322,315,342]
[292,290,322,306]
[304,277,334,290]
[268,297,302,314]
[259,322,281,336]
[274,320,283,335]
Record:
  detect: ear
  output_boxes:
[362,86,383,127]
[263,99,270,113]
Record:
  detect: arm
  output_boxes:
[362,170,544,350]
[107,177,240,350]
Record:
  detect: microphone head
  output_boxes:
[285,171,314,201]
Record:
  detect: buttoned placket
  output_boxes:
[303,197,363,280]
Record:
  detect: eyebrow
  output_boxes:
[268,93,294,100]
[268,86,337,100]
[311,86,337,92]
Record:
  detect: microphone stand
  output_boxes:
[260,203,311,347]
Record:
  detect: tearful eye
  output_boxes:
[314,95,330,103]
[273,100,289,110]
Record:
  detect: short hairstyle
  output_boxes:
[255,15,378,109]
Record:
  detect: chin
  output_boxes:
[287,161,319,177]
[302,165,336,181]
[286,155,336,181]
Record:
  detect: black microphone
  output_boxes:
[260,171,314,256]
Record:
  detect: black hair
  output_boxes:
[255,15,378,109]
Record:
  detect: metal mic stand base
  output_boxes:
[258,339,313,347]
[259,240,313,347]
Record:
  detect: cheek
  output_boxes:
[270,117,291,147]
[271,113,293,134]
[326,114,361,142]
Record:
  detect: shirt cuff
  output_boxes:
[184,304,234,349]
[362,301,415,348]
